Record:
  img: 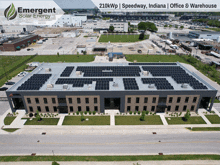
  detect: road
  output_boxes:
[0,133,219,155]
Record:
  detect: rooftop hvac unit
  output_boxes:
[45,68,51,72]
[76,71,82,76]
[142,71,149,76]
[148,84,155,88]
[47,84,54,88]
[181,83,188,88]
[63,84,68,89]
[113,82,118,87]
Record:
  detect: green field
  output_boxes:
[0,155,219,162]
[205,115,220,124]
[125,55,188,63]
[166,117,206,125]
[115,116,163,125]
[3,128,19,133]
[23,118,59,125]
[4,117,16,125]
[98,34,149,42]
[206,28,220,32]
[62,116,110,125]
[187,127,220,131]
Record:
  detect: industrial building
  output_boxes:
[1,25,36,33]
[52,15,87,27]
[188,31,220,41]
[6,62,217,114]
[0,34,39,51]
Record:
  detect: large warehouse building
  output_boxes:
[6,62,217,114]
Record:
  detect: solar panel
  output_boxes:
[129,63,177,66]
[17,74,52,90]
[142,78,174,90]
[142,66,207,89]
[60,66,74,77]
[123,78,139,90]
[76,66,141,77]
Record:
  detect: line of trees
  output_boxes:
[192,18,220,28]
[138,22,158,32]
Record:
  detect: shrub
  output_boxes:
[89,111,92,115]
[34,113,38,117]
[129,111,132,115]
[81,114,85,121]
[29,113,33,118]
[76,111,80,115]
[68,113,70,115]
[179,112,182,116]
[184,110,191,121]
[93,111,96,115]
[84,111,87,115]
[36,110,41,121]
[52,161,60,165]
[138,111,141,115]
[140,111,146,121]
[134,111,136,115]
[146,111,149,115]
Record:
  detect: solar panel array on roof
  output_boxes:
[123,78,139,90]
[17,74,51,90]
[142,78,174,90]
[129,63,177,65]
[55,78,113,90]
[142,66,207,89]
[76,66,141,77]
[60,66,74,77]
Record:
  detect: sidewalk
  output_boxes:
[57,114,67,126]
[212,108,220,118]
[3,110,26,129]
[157,113,168,126]
[198,109,212,125]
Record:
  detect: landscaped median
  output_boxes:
[205,115,220,124]
[62,116,110,125]
[166,117,206,125]
[22,118,59,125]
[186,127,220,131]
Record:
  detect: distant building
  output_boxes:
[188,31,220,40]
[2,25,36,33]
[62,30,79,37]
[76,45,86,54]
[52,15,87,27]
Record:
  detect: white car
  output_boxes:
[18,71,28,77]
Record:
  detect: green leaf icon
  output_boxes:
[4,3,17,20]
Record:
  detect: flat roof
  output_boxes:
[189,31,220,35]
[8,62,216,92]
[4,35,38,44]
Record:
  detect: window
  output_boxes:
[78,106,81,111]
[35,98,39,104]
[52,98,56,104]
[183,105,187,111]
[167,106,171,111]
[45,106,49,112]
[94,106,98,111]
[127,97,131,103]
[86,106,90,111]
[175,106,179,111]
[193,97,197,103]
[68,98,72,104]
[177,97,181,103]
[37,106,41,112]
[169,97,173,103]
[159,97,167,103]
[85,98,89,104]
[27,98,31,104]
[136,97,139,103]
[94,98,97,104]
[135,106,139,111]
[53,106,57,112]
[127,106,131,111]
[58,98,66,104]
[70,106,73,112]
[151,106,155,111]
[77,98,81,104]
[43,98,48,104]
[29,106,33,112]
[152,97,156,103]
[143,106,147,111]
[185,97,189,103]
[144,97,148,103]
[191,105,195,111]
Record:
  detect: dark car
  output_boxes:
[0,87,8,91]
[5,82,15,85]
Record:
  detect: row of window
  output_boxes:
[29,106,99,112]
[127,97,197,104]
[27,97,98,104]
[126,105,195,111]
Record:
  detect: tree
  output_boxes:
[180,25,184,29]
[140,111,146,121]
[109,26,114,32]
[184,110,191,121]
[83,51,87,55]
[175,25,178,29]
[81,112,85,121]
[169,25,172,28]
[138,22,147,31]
[139,33,145,40]
[36,110,41,121]
[164,25,168,28]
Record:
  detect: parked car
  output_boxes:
[18,71,28,77]
[0,87,8,91]
[5,82,15,85]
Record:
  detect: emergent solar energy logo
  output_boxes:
[4,3,17,20]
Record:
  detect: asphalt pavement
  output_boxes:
[0,133,219,155]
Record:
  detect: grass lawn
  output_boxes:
[125,55,188,63]
[206,28,220,32]
[213,99,220,103]
[205,115,220,124]
[4,117,16,125]
[98,34,149,42]
[115,116,163,125]
[187,127,220,131]
[62,116,110,125]
[0,155,219,161]
[23,118,59,125]
[3,128,19,132]
[166,117,206,125]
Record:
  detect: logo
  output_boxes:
[4,3,17,20]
